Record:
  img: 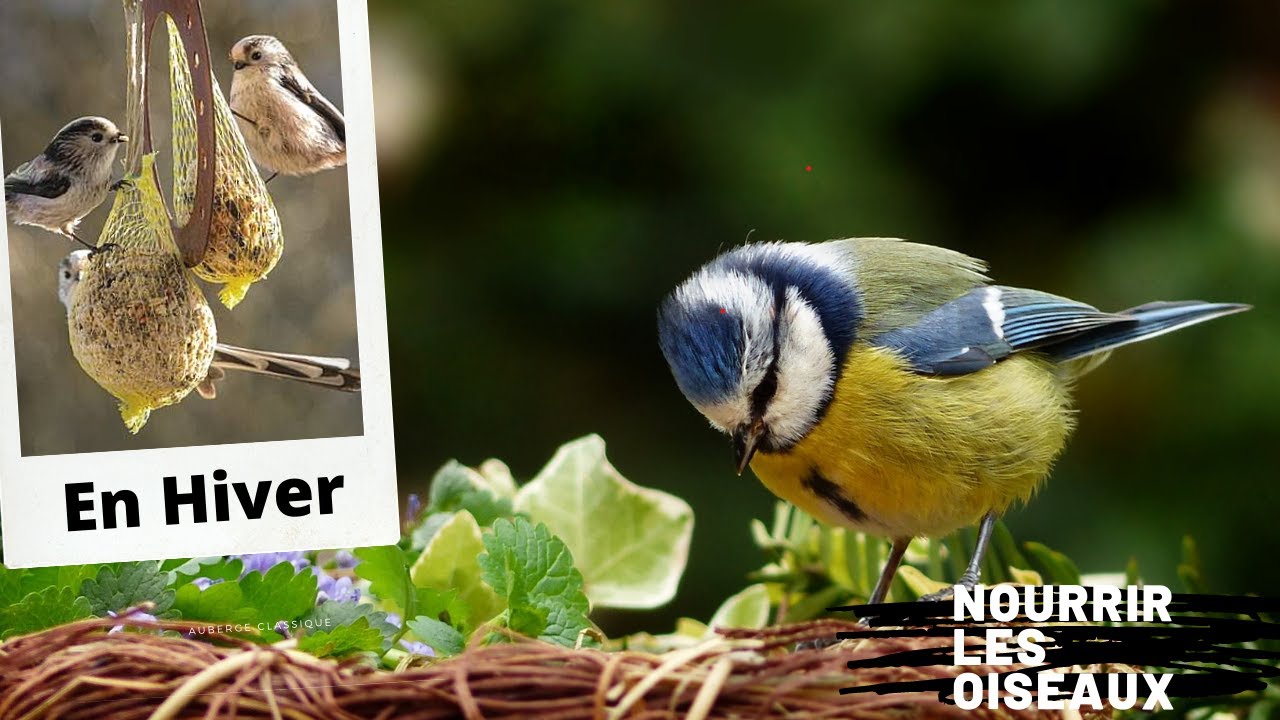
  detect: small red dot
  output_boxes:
[805,165,812,172]
[719,308,727,315]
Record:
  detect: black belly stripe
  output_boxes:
[802,471,866,523]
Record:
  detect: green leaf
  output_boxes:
[426,461,515,527]
[409,511,504,626]
[513,434,693,609]
[172,558,244,589]
[297,617,383,658]
[0,586,92,639]
[1178,535,1206,594]
[707,584,770,631]
[355,546,416,617]
[81,561,175,617]
[172,580,250,623]
[302,601,398,649]
[409,512,454,552]
[406,615,466,657]
[478,517,594,648]
[415,587,472,632]
[0,564,100,606]
[239,562,317,624]
[1022,541,1081,585]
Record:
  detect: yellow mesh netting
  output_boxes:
[68,154,217,433]
[168,16,282,310]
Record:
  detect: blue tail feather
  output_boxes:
[1046,301,1251,362]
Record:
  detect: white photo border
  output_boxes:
[0,0,400,567]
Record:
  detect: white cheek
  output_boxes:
[764,289,835,445]
[698,398,751,435]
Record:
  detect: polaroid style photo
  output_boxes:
[0,1,399,566]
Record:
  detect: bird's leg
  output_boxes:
[263,171,279,184]
[231,109,258,127]
[63,230,96,251]
[796,537,910,650]
[868,537,912,607]
[920,511,999,602]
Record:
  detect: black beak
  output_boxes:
[234,61,247,70]
[732,422,764,476]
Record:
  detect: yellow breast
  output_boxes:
[749,346,1075,538]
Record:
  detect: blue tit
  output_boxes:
[657,238,1249,604]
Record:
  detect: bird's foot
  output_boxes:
[90,242,120,257]
[110,178,133,192]
[919,571,979,603]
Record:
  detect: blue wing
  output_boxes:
[871,286,1245,376]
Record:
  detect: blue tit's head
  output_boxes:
[658,242,862,473]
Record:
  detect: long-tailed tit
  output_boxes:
[229,35,346,182]
[5,117,127,249]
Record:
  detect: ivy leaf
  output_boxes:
[409,511,504,627]
[409,512,454,552]
[514,434,693,609]
[406,616,465,657]
[355,546,416,617]
[478,517,594,648]
[0,586,93,639]
[707,584,770,631]
[81,561,175,617]
[425,461,515,527]
[239,561,317,624]
[297,617,383,658]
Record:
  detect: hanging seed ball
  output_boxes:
[194,181,282,309]
[69,248,217,433]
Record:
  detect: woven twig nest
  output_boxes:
[0,617,1113,720]
[68,154,217,433]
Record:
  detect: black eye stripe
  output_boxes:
[749,284,788,417]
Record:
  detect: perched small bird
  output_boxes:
[59,250,360,396]
[658,238,1249,605]
[5,117,127,249]
[229,35,346,181]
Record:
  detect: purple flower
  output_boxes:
[107,610,156,634]
[315,573,360,605]
[235,552,310,576]
[333,550,359,569]
[400,639,436,657]
[274,620,292,638]
[406,494,423,524]
[386,612,402,628]
[192,577,222,590]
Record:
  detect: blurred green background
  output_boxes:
[1,1,362,454]
[369,1,1279,633]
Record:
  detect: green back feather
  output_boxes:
[829,237,991,339]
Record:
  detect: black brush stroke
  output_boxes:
[827,590,1280,703]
